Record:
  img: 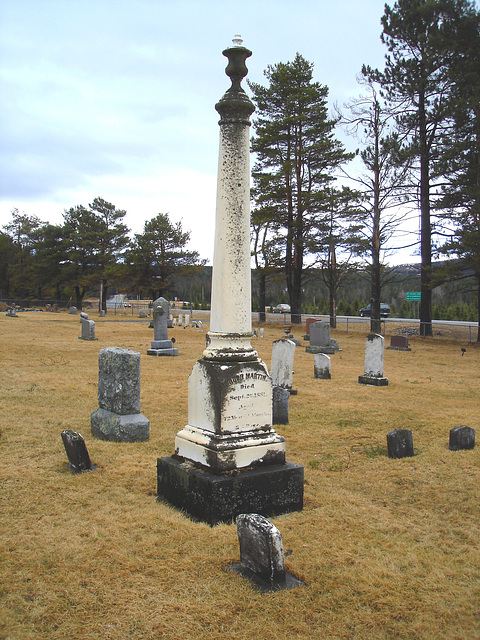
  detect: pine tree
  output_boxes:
[88,197,130,312]
[367,0,476,336]
[127,213,204,300]
[249,54,353,323]
[435,3,480,339]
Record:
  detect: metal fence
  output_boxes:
[334,316,478,343]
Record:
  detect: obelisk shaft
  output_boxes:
[209,121,252,335]
[174,37,286,471]
[203,40,257,361]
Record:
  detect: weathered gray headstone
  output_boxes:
[272,386,289,425]
[387,335,411,351]
[449,426,475,451]
[79,317,97,341]
[139,311,148,318]
[61,430,93,473]
[358,333,388,386]
[184,314,190,327]
[6,308,17,317]
[237,513,285,583]
[45,304,52,312]
[305,321,339,354]
[259,328,264,338]
[314,353,331,379]
[53,303,59,313]
[270,339,296,393]
[387,429,414,458]
[91,347,150,442]
[147,297,178,356]
[226,513,305,592]
[80,311,88,320]
[69,306,77,315]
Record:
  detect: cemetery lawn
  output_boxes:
[0,311,479,640]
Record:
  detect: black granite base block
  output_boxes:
[157,457,304,526]
[358,375,389,386]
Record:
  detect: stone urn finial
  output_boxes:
[215,36,254,122]
[223,36,251,93]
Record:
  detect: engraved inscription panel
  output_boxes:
[222,368,272,433]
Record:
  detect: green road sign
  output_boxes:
[406,292,421,301]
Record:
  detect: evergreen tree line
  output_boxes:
[0,202,477,323]
[0,199,204,310]
[172,264,478,323]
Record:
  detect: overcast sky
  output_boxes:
[1,0,404,264]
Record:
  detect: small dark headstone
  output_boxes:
[387,429,414,458]
[387,335,411,351]
[272,386,289,425]
[61,430,93,473]
[449,426,475,451]
[226,513,305,592]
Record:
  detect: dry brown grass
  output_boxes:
[0,311,479,640]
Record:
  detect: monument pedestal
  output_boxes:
[157,457,304,526]
[91,408,150,441]
[175,358,286,471]
[147,345,178,356]
[305,345,336,354]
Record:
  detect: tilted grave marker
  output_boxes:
[226,513,305,592]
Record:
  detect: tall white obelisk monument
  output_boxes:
[157,37,303,525]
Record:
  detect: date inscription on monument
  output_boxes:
[222,370,271,432]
